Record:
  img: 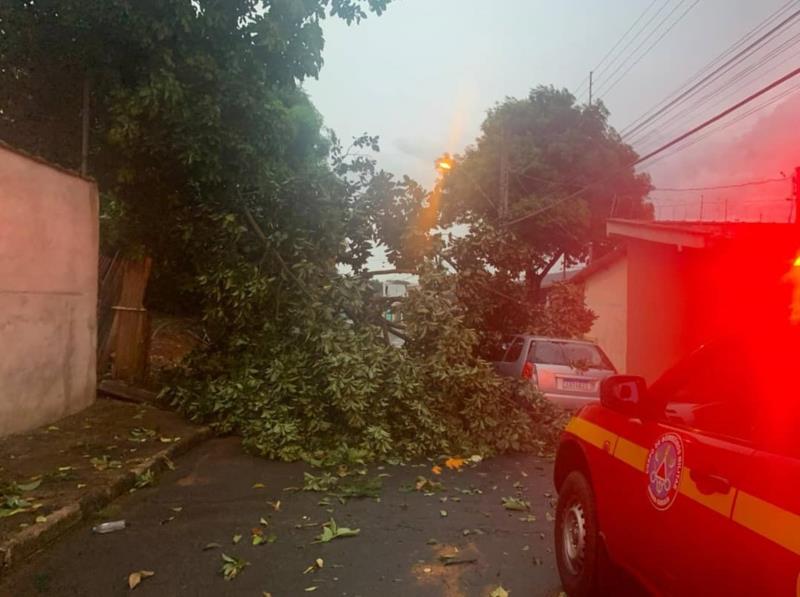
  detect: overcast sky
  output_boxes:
[307,0,800,269]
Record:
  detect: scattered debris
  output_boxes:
[202,542,221,551]
[439,554,478,566]
[220,554,248,580]
[490,586,509,597]
[127,570,154,590]
[313,518,360,543]
[444,457,466,470]
[303,558,324,574]
[501,497,530,511]
[133,469,155,489]
[232,534,242,545]
[92,520,126,534]
[90,455,123,471]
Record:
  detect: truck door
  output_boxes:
[631,339,760,595]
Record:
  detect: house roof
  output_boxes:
[540,268,583,288]
[606,218,796,249]
[0,138,94,183]
[568,247,626,285]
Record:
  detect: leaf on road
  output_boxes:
[444,457,466,470]
[134,470,155,489]
[17,479,42,492]
[259,517,269,526]
[252,483,265,489]
[519,514,537,523]
[302,558,324,574]
[304,587,318,592]
[127,570,154,590]
[170,507,183,513]
[545,512,554,522]
[501,497,530,511]
[414,476,443,493]
[431,465,442,475]
[220,554,248,580]
[202,542,221,551]
[35,515,47,523]
[313,518,360,543]
[232,534,242,545]
[439,554,477,566]
[268,500,281,512]
[439,510,448,518]
[490,586,509,597]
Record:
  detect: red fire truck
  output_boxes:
[554,324,800,596]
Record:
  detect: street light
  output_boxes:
[436,153,454,173]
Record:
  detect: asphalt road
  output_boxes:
[1,437,564,597]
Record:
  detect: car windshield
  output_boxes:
[532,341,612,370]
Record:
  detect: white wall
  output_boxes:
[582,256,628,373]
[0,145,98,436]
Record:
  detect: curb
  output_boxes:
[0,425,214,576]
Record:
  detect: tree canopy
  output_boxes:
[0,0,568,463]
[372,87,652,346]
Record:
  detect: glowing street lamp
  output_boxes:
[436,153,454,174]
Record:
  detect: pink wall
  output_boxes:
[0,144,98,436]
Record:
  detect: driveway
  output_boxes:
[2,437,564,596]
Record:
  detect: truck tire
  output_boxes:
[555,470,603,597]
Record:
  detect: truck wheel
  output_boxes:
[555,471,603,597]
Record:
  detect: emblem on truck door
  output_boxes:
[645,433,684,511]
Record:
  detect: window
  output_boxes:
[650,341,757,442]
[531,340,613,370]
[503,337,525,362]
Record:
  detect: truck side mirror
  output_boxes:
[600,375,648,417]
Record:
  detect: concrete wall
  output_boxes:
[625,240,692,384]
[582,255,628,373]
[0,144,98,436]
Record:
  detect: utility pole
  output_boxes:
[499,125,509,220]
[794,166,800,224]
[80,76,90,176]
[588,71,593,107]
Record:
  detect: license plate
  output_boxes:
[561,379,593,392]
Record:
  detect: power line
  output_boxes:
[652,178,788,192]
[635,65,800,165]
[620,0,798,136]
[622,3,800,141]
[630,28,800,152]
[586,0,674,97]
[504,65,800,227]
[595,0,701,99]
[574,0,661,97]
[640,78,800,169]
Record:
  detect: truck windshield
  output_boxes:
[531,341,613,370]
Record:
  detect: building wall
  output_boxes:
[0,146,98,436]
[582,256,628,372]
[625,239,693,383]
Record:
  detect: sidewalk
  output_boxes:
[0,397,211,574]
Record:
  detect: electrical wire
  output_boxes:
[584,0,674,99]
[630,28,800,151]
[574,0,661,97]
[503,65,800,227]
[621,2,800,140]
[620,0,798,136]
[652,178,788,192]
[595,0,701,99]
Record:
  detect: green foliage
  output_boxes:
[165,266,566,462]
[3,1,569,465]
